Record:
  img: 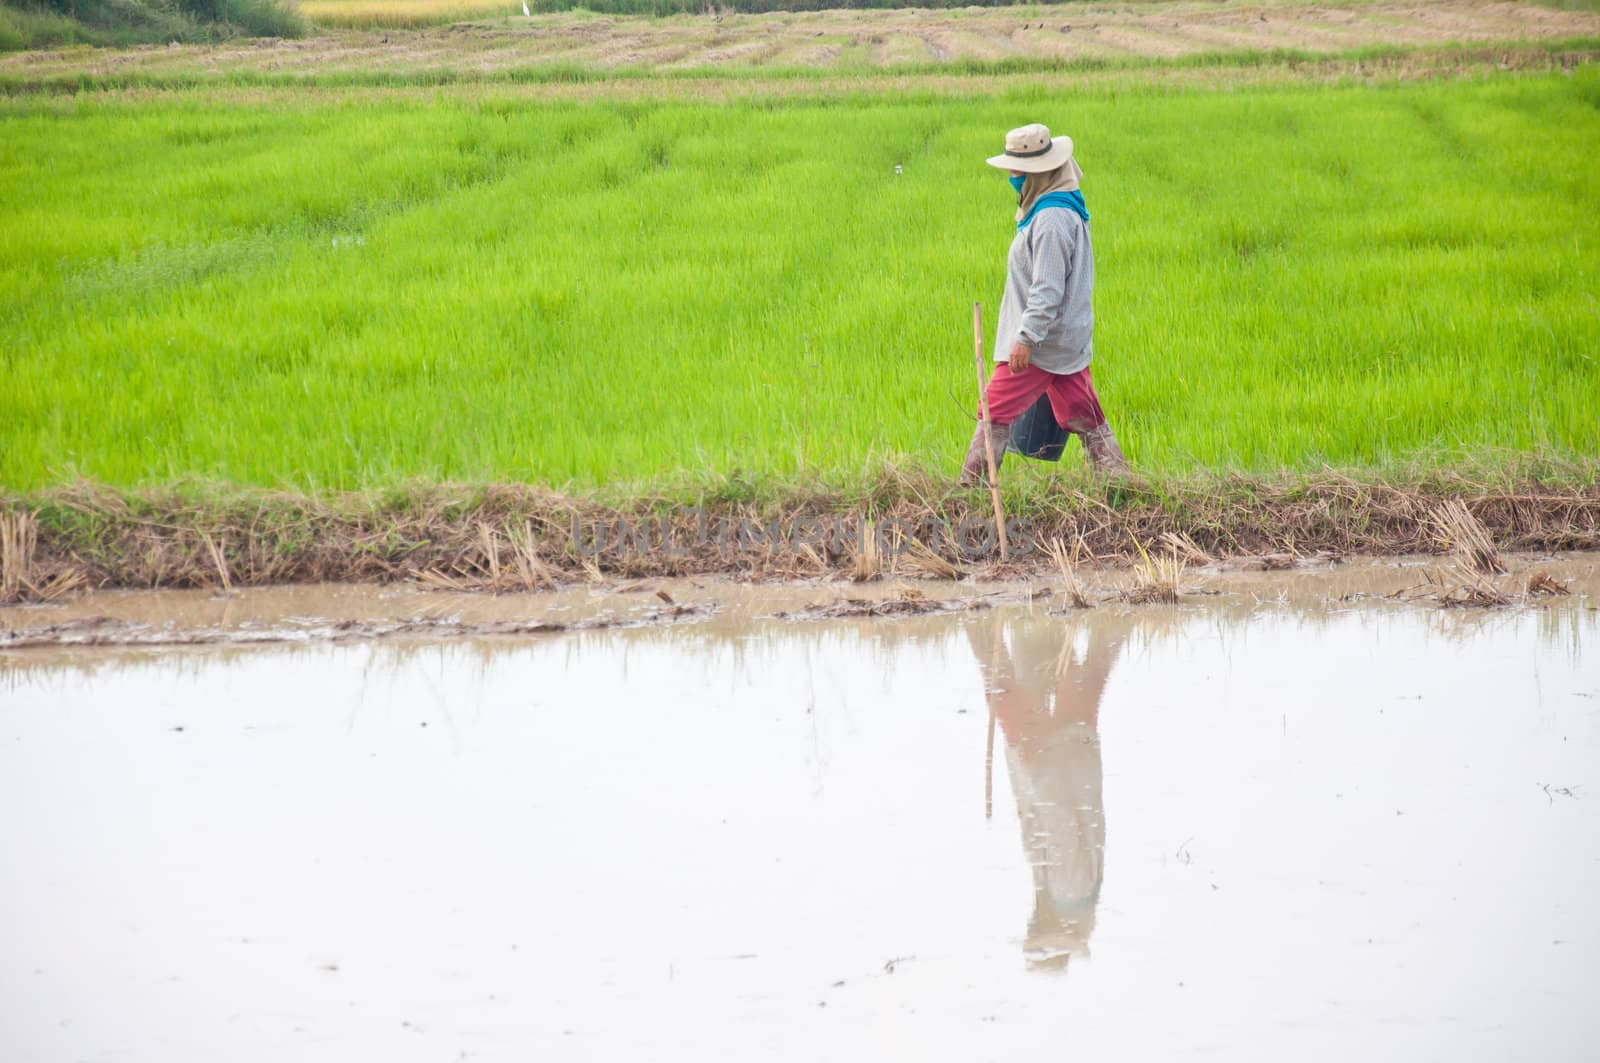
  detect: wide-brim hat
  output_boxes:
[986,123,1075,173]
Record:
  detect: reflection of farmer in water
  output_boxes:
[966,613,1128,971]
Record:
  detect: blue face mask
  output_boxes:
[1008,174,1026,194]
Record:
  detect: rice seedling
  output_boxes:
[0,69,1596,509]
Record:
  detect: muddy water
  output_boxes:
[2,568,1599,1061]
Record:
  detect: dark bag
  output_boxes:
[1007,394,1069,461]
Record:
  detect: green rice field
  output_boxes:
[3,69,1599,493]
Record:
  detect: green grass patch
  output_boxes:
[2,70,1598,493]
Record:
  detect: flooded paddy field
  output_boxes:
[3,558,1598,1061]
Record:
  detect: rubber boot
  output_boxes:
[1080,423,1128,475]
[959,420,1012,486]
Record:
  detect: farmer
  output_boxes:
[960,123,1128,484]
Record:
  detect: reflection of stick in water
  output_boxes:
[984,703,995,820]
[967,613,1129,971]
[984,617,1002,820]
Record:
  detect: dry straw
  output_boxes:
[1,510,35,603]
[1,510,84,603]
[1524,571,1570,598]
[197,530,232,592]
[1159,530,1211,566]
[852,519,881,583]
[416,521,556,592]
[1428,499,1506,574]
[1125,537,1184,604]
[1424,566,1512,608]
[507,520,555,591]
[1046,536,1091,609]
[903,535,961,580]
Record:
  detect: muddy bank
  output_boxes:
[3,551,1594,652]
[3,469,1598,604]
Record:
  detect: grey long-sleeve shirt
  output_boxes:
[993,207,1094,375]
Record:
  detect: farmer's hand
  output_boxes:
[1008,341,1032,374]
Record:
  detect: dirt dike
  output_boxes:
[3,471,1598,607]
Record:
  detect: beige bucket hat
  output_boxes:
[986,123,1076,173]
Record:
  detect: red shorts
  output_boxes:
[981,363,1108,434]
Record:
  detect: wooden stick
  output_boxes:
[972,302,1009,561]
